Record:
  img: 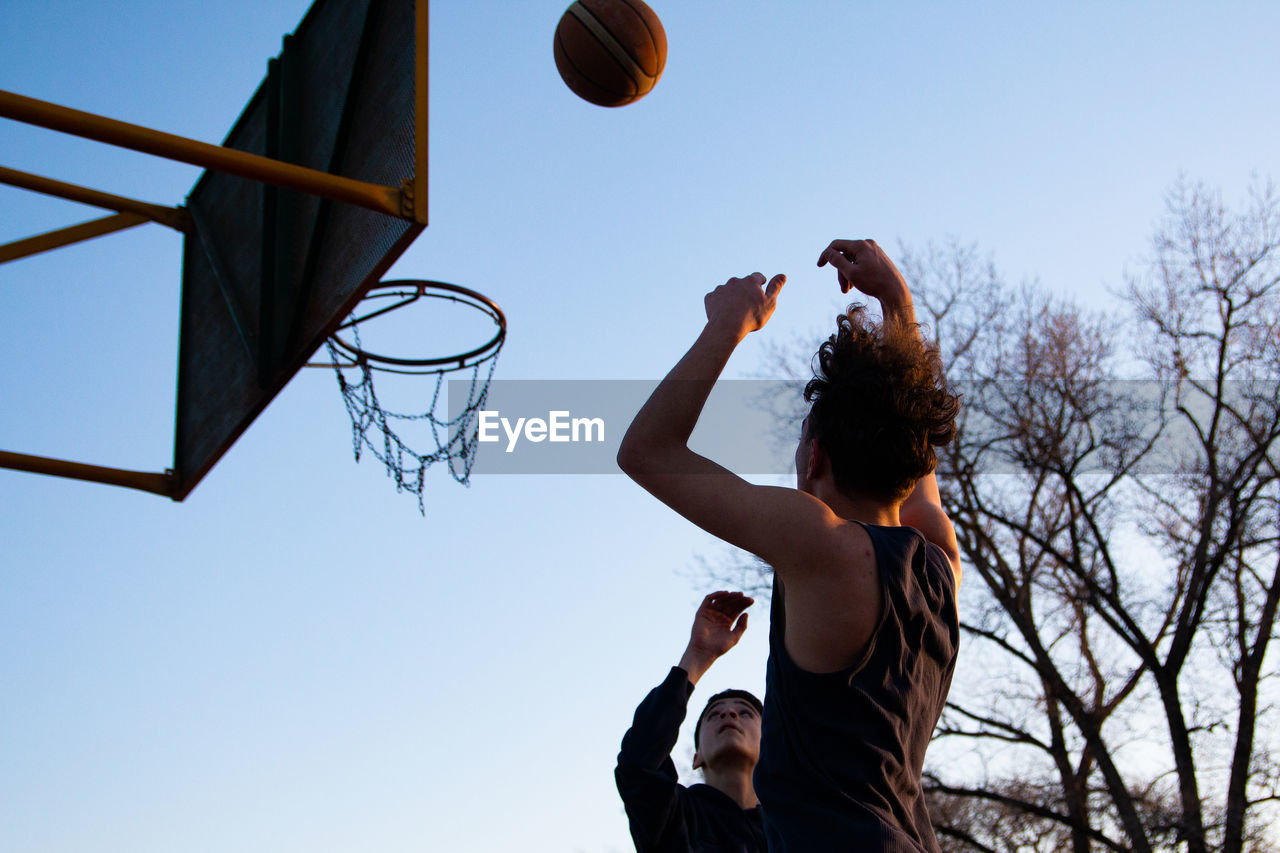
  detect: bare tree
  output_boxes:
[711,179,1280,853]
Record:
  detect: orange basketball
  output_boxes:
[554,0,667,107]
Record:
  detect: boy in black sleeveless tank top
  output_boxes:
[619,240,962,851]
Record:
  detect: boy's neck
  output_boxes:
[812,481,900,526]
[703,763,759,810]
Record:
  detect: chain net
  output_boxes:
[327,323,500,514]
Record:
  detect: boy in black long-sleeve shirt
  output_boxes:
[616,591,766,853]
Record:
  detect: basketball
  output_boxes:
[554,0,667,107]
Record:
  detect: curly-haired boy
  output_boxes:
[618,239,962,852]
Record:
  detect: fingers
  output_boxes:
[817,239,881,276]
[819,250,856,293]
[822,251,855,276]
[699,590,754,615]
[690,592,753,657]
[708,590,754,618]
[818,238,878,266]
[698,590,731,616]
[819,239,881,294]
[725,272,766,289]
[724,273,785,300]
[727,272,783,287]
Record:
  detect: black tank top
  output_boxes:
[753,523,959,852]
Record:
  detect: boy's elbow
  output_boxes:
[616,444,635,475]
[618,431,693,483]
[616,437,666,484]
[616,437,645,477]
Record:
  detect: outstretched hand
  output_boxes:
[817,239,910,308]
[704,273,786,339]
[679,591,754,685]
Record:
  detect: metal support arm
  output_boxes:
[0,450,175,498]
[0,212,149,264]
[0,89,406,219]
[0,165,189,231]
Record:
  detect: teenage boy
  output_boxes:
[616,591,767,853]
[617,240,962,851]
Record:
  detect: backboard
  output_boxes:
[173,0,426,499]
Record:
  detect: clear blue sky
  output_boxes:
[2,2,1278,851]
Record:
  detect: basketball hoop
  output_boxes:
[322,279,506,511]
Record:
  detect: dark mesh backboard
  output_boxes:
[174,0,425,500]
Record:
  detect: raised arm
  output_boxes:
[818,239,962,582]
[616,273,846,569]
[615,663,694,851]
[614,592,754,851]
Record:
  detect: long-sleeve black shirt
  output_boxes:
[616,666,767,853]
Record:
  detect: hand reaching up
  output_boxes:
[679,591,754,685]
[817,239,911,314]
[704,273,786,340]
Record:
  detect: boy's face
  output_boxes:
[693,697,762,769]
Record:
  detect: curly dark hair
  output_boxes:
[803,305,959,503]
